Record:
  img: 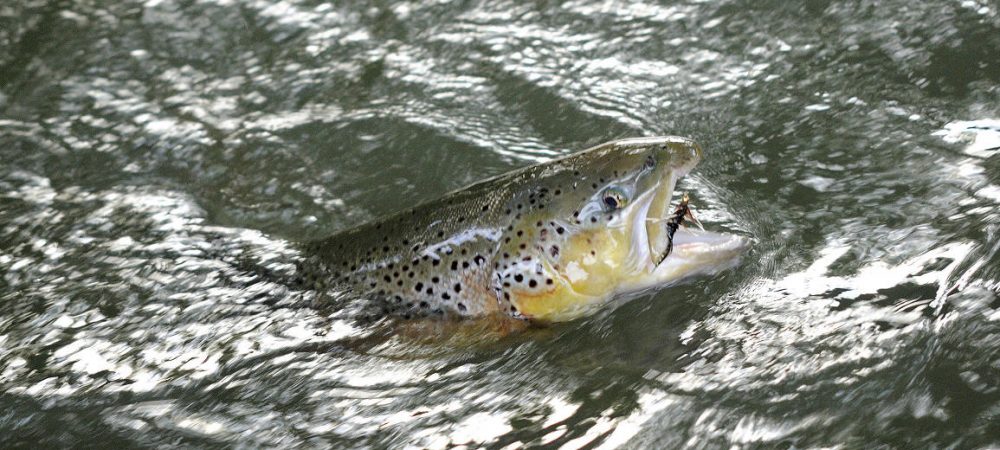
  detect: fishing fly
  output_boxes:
[657,193,703,265]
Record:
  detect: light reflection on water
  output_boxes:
[2,0,1000,448]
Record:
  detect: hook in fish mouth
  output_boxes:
[642,195,750,282]
[654,192,702,266]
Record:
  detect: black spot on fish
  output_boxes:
[454,283,461,293]
[514,274,523,282]
[457,303,467,312]
[529,279,537,288]
[482,205,489,212]
[420,301,429,308]
[590,217,597,223]
[451,261,458,270]
[431,276,439,283]
[426,287,434,295]
[546,278,553,285]
[432,259,440,266]
[556,227,565,234]
[462,261,470,269]
[442,293,451,300]
[415,282,424,292]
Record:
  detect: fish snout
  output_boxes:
[658,137,703,175]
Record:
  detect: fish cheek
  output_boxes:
[554,229,628,297]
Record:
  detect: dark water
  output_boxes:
[2,0,1000,448]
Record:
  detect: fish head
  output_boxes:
[495,136,748,322]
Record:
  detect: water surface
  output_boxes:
[2,0,1000,448]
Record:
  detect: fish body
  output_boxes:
[298,137,748,323]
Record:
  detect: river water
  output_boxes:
[2,0,999,448]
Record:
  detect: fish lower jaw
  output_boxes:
[649,229,749,282]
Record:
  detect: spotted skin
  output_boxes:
[296,136,742,323]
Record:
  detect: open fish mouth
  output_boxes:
[633,166,749,280]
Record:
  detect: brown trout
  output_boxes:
[297,137,748,323]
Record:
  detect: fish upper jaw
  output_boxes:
[628,179,668,273]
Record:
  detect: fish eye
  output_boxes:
[602,188,628,210]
